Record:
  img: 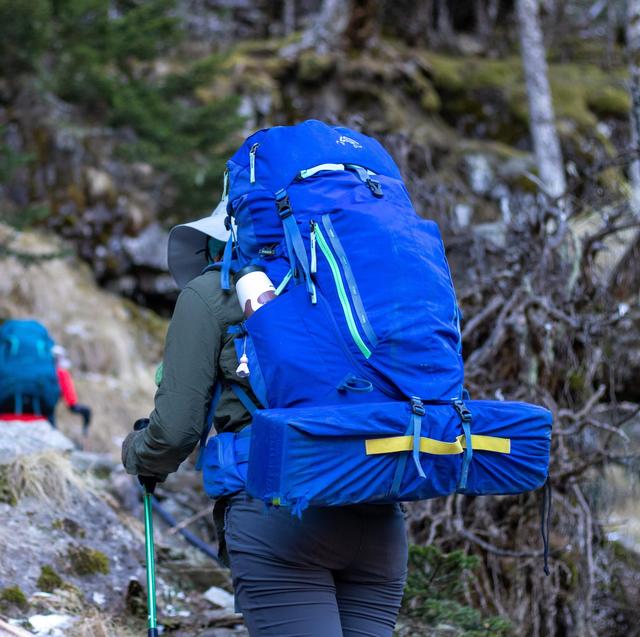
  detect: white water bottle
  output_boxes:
[234,265,276,319]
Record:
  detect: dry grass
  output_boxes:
[66,612,141,637]
[2,451,88,506]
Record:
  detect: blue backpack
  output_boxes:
[0,320,61,417]
[200,120,552,519]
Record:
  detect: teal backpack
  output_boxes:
[0,320,61,417]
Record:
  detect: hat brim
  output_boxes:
[167,202,234,289]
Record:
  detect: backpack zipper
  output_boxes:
[321,214,378,348]
[249,143,259,183]
[309,221,317,274]
[313,221,372,359]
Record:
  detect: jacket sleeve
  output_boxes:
[124,286,221,476]
[56,367,78,407]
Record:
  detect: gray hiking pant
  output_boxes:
[225,492,408,637]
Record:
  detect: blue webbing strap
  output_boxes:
[8,336,19,356]
[195,382,223,470]
[275,189,316,302]
[411,397,427,479]
[389,421,412,498]
[454,400,473,490]
[195,381,259,471]
[220,235,234,290]
[15,393,22,415]
[389,397,426,498]
[281,220,296,278]
[228,382,257,415]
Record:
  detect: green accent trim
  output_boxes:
[314,224,372,359]
[154,362,163,387]
[143,493,157,630]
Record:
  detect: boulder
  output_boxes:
[0,421,74,465]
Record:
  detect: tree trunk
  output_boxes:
[436,0,454,41]
[283,0,296,36]
[290,0,352,55]
[345,0,380,50]
[475,0,490,40]
[516,0,566,200]
[627,0,640,214]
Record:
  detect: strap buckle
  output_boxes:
[410,396,425,417]
[275,191,293,219]
[366,178,383,198]
[453,399,472,422]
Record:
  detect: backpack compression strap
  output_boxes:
[275,189,316,303]
[195,381,258,471]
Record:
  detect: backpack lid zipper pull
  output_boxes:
[249,143,259,184]
[310,221,317,274]
[222,169,229,198]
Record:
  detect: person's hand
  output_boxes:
[121,418,166,493]
[69,404,92,432]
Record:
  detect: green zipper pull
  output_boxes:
[310,221,317,274]
[249,143,259,183]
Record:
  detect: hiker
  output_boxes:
[0,319,92,431]
[121,199,408,637]
[122,120,552,635]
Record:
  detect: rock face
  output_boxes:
[0,417,245,636]
[1,80,178,314]
[0,227,248,635]
[0,421,74,464]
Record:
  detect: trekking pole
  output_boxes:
[140,476,159,637]
[133,417,159,637]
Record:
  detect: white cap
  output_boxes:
[167,198,237,289]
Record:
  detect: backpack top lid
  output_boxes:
[0,319,54,343]
[226,119,403,201]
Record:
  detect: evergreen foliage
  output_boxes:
[402,545,512,636]
[0,0,243,221]
[0,0,51,75]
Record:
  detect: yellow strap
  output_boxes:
[365,434,511,456]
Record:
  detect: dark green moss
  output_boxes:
[297,51,335,83]
[0,585,28,609]
[36,565,64,592]
[67,546,110,576]
[586,86,630,119]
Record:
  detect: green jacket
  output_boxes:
[122,270,256,477]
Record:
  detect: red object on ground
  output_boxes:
[0,413,42,421]
[56,366,78,407]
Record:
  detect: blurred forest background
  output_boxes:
[1,1,639,636]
